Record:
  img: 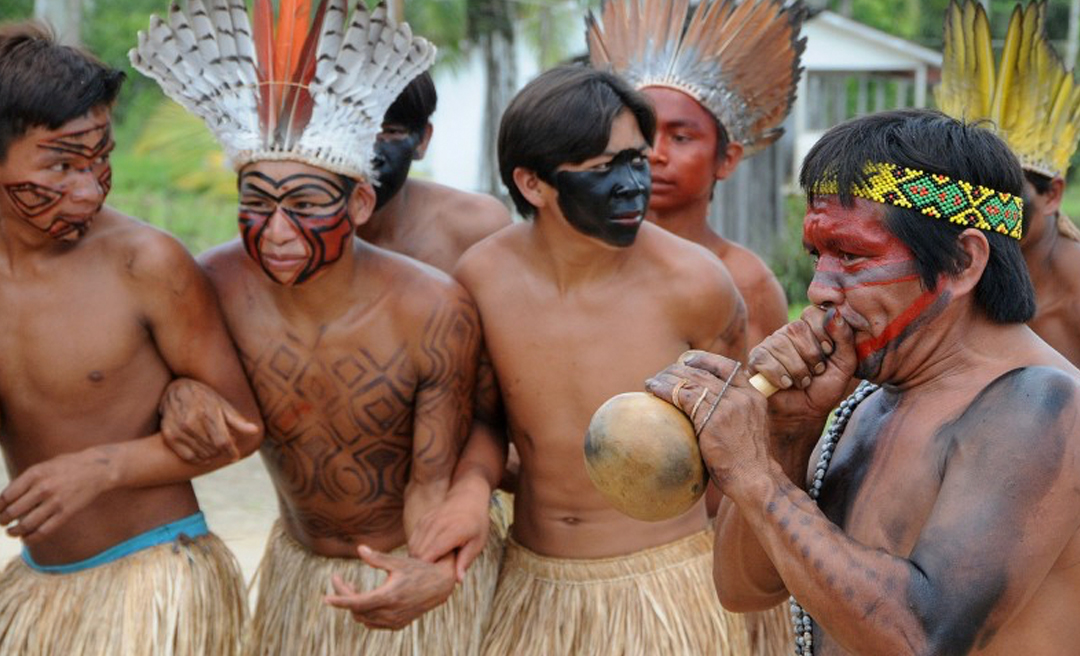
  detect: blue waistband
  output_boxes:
[22,511,209,574]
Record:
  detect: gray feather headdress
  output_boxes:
[587,0,806,156]
[130,0,436,180]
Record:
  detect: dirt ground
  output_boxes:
[0,454,280,585]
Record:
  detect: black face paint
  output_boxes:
[372,132,421,209]
[553,149,650,248]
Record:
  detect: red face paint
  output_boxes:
[238,165,355,285]
[0,112,113,241]
[804,196,948,378]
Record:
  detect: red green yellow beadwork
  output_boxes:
[814,162,1024,240]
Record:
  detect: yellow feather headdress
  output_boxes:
[936,0,1080,179]
[586,0,806,157]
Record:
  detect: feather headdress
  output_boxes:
[130,0,436,181]
[936,0,1080,179]
[586,0,806,157]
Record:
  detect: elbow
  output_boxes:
[713,572,789,612]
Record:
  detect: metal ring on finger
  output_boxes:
[696,362,741,436]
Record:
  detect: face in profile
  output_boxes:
[237,160,359,285]
[0,105,114,242]
[803,195,949,381]
[372,122,423,210]
[553,109,651,248]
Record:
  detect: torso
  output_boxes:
[359,179,511,274]
[202,238,463,556]
[0,207,198,564]
[458,223,742,558]
[813,351,1080,654]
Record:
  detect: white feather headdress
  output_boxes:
[587,0,806,156]
[130,0,436,181]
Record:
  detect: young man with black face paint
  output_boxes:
[357,72,511,274]
[649,109,1080,655]
[133,3,502,654]
[409,64,757,654]
[587,0,804,350]
[0,22,262,655]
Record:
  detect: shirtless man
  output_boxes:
[0,22,261,655]
[132,3,501,653]
[649,109,1080,654]
[414,64,753,655]
[586,0,802,348]
[358,71,511,274]
[936,0,1080,366]
[1019,171,1080,364]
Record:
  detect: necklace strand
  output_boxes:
[789,380,879,656]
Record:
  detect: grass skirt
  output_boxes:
[481,530,768,656]
[0,533,246,656]
[244,516,504,656]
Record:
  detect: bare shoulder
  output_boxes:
[635,223,737,300]
[91,206,200,285]
[453,222,529,292]
[722,241,782,291]
[414,179,512,230]
[372,245,474,315]
[197,238,250,290]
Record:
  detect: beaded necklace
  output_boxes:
[789,380,880,656]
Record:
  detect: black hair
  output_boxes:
[800,109,1035,324]
[1023,169,1053,195]
[0,21,125,163]
[497,64,656,218]
[383,71,437,134]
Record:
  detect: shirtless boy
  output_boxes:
[0,22,261,655]
[132,2,501,653]
[417,64,755,655]
[650,109,1080,655]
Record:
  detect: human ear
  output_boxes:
[1043,176,1066,216]
[414,123,433,160]
[347,180,377,229]
[949,228,990,297]
[512,167,548,211]
[714,141,744,182]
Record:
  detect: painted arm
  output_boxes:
[409,345,508,580]
[654,313,1080,653]
[0,233,263,543]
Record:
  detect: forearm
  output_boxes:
[100,431,244,491]
[728,465,929,654]
[403,477,452,538]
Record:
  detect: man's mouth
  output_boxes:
[609,211,643,225]
[49,216,92,239]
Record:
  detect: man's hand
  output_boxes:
[324,545,457,630]
[746,306,858,427]
[0,448,116,543]
[159,378,259,463]
[409,492,490,582]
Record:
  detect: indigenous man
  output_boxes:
[586,0,804,348]
[937,0,1080,365]
[0,22,262,656]
[649,109,1080,654]
[415,64,755,655]
[359,71,512,274]
[132,2,501,654]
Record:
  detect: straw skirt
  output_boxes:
[244,517,504,656]
[480,530,792,656]
[0,533,246,656]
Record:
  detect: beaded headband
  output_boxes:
[813,162,1024,240]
